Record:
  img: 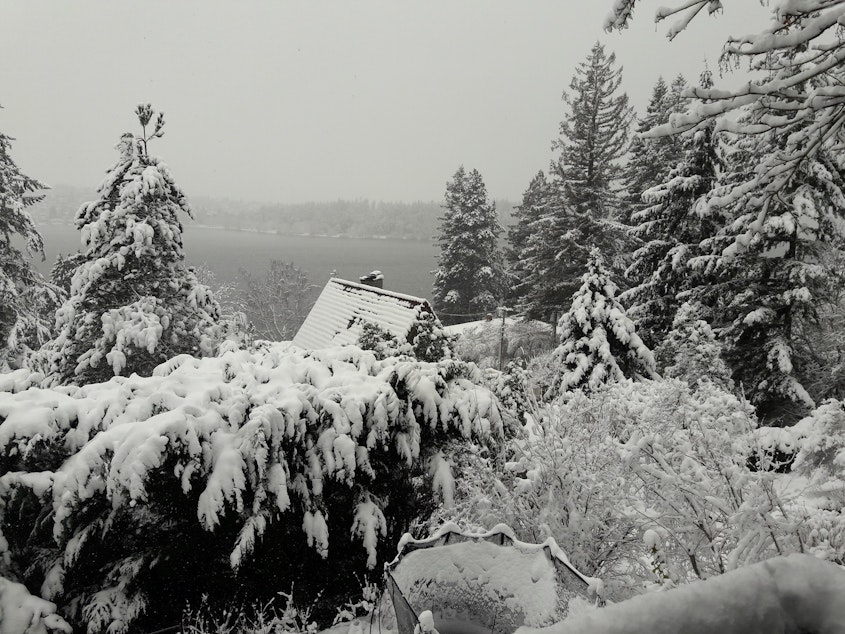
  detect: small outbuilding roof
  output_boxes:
[292,277,435,350]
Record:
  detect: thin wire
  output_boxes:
[144,625,181,634]
[436,311,490,318]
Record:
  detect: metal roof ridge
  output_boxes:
[330,278,430,304]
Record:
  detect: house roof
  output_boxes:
[292,278,434,350]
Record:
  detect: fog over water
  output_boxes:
[34,223,439,301]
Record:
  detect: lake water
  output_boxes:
[33,224,439,300]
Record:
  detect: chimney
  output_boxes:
[359,270,384,289]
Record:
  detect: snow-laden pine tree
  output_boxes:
[0,111,62,370]
[521,42,631,316]
[621,72,723,348]
[433,166,505,325]
[552,42,632,219]
[550,248,655,396]
[708,136,845,423]
[37,105,221,385]
[654,301,733,390]
[609,3,845,422]
[620,75,688,225]
[506,171,565,320]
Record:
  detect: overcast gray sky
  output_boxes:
[0,1,769,204]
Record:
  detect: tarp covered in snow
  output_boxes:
[293,278,434,350]
[387,523,594,634]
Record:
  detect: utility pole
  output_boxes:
[498,303,510,370]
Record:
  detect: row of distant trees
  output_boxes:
[27,186,520,242]
[432,23,845,425]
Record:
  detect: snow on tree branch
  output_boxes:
[606,1,845,213]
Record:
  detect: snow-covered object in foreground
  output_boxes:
[518,554,845,634]
[0,576,71,634]
[551,249,655,395]
[387,522,592,634]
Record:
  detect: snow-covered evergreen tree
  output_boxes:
[620,75,688,225]
[551,248,655,395]
[654,302,733,390]
[521,42,632,315]
[36,105,221,385]
[621,73,723,347]
[507,171,581,323]
[433,166,505,325]
[552,42,632,219]
[507,171,550,309]
[710,138,845,423]
[0,111,62,370]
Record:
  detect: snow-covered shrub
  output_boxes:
[783,400,845,563]
[436,378,819,597]
[357,321,412,360]
[0,342,503,632]
[181,589,318,634]
[409,310,454,363]
[654,302,733,390]
[357,310,454,363]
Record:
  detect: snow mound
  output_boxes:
[0,576,71,634]
[518,554,845,634]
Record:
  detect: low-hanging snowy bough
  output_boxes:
[0,342,505,633]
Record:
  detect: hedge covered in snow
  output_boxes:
[0,342,504,632]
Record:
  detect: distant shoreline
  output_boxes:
[191,224,432,242]
[33,219,433,243]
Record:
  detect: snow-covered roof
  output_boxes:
[292,278,434,350]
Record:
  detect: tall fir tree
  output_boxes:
[550,248,655,396]
[514,184,608,329]
[517,41,633,321]
[707,134,845,424]
[620,75,688,225]
[552,41,633,219]
[621,72,723,348]
[37,104,222,385]
[432,166,505,325]
[0,108,62,369]
[507,170,554,313]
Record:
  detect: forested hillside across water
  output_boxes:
[27,184,515,241]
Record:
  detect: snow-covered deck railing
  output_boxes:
[386,523,595,634]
